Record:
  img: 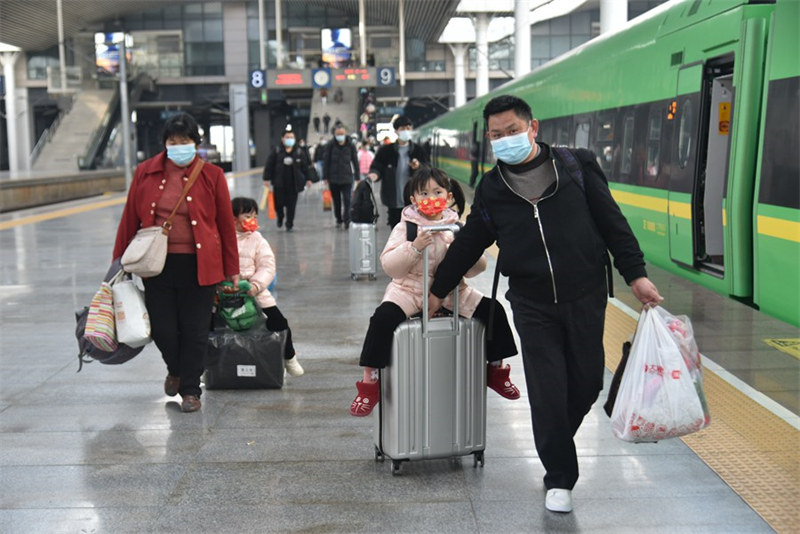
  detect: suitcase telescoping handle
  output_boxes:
[421,224,460,337]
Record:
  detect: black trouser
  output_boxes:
[273,188,298,229]
[143,254,216,398]
[387,207,403,228]
[359,297,518,368]
[329,182,352,224]
[507,286,607,491]
[262,305,295,360]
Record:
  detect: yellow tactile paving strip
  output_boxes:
[604,304,800,534]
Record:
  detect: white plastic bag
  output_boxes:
[610,306,709,442]
[112,279,151,348]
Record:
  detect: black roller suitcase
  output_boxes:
[204,326,286,389]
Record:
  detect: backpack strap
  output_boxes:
[551,146,614,297]
[551,146,584,192]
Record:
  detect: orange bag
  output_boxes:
[322,188,332,211]
[267,190,277,220]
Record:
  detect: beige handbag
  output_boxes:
[121,160,204,277]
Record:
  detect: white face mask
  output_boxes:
[398,130,413,142]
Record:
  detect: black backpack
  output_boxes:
[350,179,379,224]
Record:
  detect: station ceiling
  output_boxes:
[0,0,461,53]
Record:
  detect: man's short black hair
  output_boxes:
[393,116,413,130]
[162,112,202,145]
[482,95,532,123]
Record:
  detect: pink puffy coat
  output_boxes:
[380,205,486,317]
[236,230,277,308]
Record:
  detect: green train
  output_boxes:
[417,0,799,328]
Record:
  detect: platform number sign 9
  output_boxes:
[377,67,396,86]
[250,69,266,89]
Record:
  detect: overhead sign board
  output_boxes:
[252,66,398,90]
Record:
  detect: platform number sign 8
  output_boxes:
[377,67,395,86]
[250,69,266,89]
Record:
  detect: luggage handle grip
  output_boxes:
[422,224,460,337]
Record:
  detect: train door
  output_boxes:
[669,57,735,273]
[697,58,734,274]
[668,63,702,267]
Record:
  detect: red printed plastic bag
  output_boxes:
[610,306,710,442]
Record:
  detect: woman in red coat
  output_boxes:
[113,113,239,413]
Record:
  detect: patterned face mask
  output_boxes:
[416,197,447,217]
[241,218,259,232]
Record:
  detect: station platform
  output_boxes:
[0,172,797,533]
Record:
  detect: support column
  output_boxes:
[229,83,251,172]
[448,44,468,108]
[474,13,490,97]
[358,0,367,67]
[275,0,284,68]
[0,51,20,173]
[56,0,68,91]
[398,0,406,99]
[600,0,627,34]
[119,36,133,188]
[514,0,531,77]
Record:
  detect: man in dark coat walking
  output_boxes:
[262,128,314,231]
[367,116,427,227]
[324,125,359,228]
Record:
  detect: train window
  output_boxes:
[594,112,615,173]
[575,120,591,148]
[621,114,634,175]
[538,120,554,145]
[556,119,571,146]
[678,98,694,169]
[646,111,661,178]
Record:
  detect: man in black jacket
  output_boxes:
[262,128,314,231]
[428,95,663,514]
[367,116,427,227]
[324,125,359,228]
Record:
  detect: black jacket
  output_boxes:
[324,140,359,185]
[431,143,647,304]
[263,145,313,194]
[369,141,428,207]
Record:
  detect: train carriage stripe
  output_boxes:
[757,215,800,243]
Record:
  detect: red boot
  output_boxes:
[350,380,380,416]
[487,364,521,399]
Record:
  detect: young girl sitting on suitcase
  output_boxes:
[232,197,304,377]
[349,166,520,416]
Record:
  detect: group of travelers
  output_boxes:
[112,93,663,515]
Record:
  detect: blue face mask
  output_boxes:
[398,130,413,142]
[166,143,196,166]
[335,135,346,143]
[284,138,296,148]
[490,130,532,165]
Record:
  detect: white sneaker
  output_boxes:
[545,489,572,513]
[284,356,305,377]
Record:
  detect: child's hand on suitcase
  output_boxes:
[412,229,433,253]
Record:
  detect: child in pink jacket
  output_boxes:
[349,167,520,416]
[232,197,304,377]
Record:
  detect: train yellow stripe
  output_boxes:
[610,190,670,214]
[758,215,800,243]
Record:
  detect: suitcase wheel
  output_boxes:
[374,446,384,462]
[368,274,376,281]
[351,274,357,281]
[473,451,485,468]
[391,460,403,476]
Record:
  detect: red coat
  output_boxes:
[113,152,239,286]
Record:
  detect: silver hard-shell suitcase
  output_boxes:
[373,224,487,474]
[349,222,377,280]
